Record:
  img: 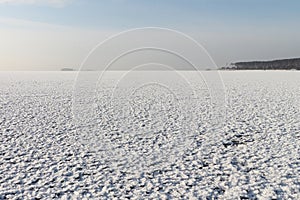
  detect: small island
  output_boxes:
[61,68,75,71]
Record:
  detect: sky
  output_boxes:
[0,0,300,70]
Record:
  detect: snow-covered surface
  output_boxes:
[0,71,299,199]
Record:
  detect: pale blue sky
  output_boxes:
[0,0,300,70]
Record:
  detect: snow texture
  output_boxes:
[0,71,299,199]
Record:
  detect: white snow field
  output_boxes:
[0,71,299,199]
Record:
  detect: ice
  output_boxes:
[0,71,299,199]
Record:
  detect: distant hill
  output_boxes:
[61,68,75,71]
[221,58,300,70]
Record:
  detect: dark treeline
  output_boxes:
[222,58,300,70]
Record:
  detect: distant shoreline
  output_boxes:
[221,57,300,70]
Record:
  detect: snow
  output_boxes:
[0,71,299,199]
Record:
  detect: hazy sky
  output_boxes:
[0,0,300,70]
